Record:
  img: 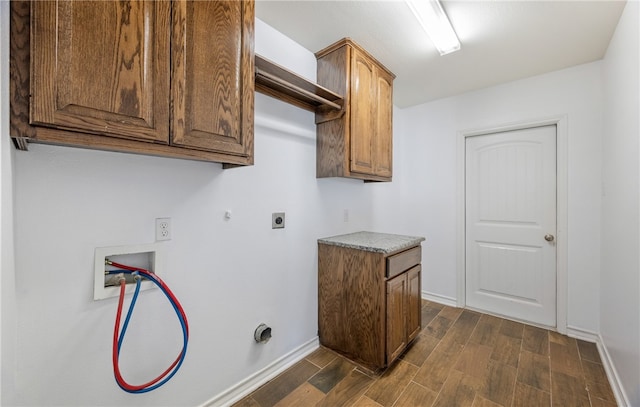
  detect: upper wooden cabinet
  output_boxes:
[315,38,395,182]
[10,0,254,166]
[171,1,254,157]
[29,1,171,143]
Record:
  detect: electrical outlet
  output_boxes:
[156,218,171,241]
[272,212,285,229]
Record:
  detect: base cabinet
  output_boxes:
[318,242,422,371]
[386,265,421,363]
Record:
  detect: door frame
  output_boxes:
[456,115,568,334]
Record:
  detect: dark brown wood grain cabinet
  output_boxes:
[10,0,254,166]
[315,38,395,182]
[318,240,422,371]
[387,264,421,362]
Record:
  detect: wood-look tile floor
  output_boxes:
[233,301,617,407]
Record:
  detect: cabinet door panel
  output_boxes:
[386,273,407,364]
[374,71,393,178]
[172,0,254,157]
[31,1,170,143]
[407,265,422,342]
[349,50,375,175]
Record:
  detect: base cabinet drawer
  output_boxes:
[387,246,421,278]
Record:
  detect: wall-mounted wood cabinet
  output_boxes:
[315,38,395,182]
[10,0,254,166]
[318,233,423,371]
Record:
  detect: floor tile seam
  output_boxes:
[409,377,443,406]
[370,360,423,407]
[587,391,616,406]
[430,315,479,355]
[583,386,614,406]
[356,377,378,407]
[469,393,485,407]
[458,317,481,350]
[576,344,600,365]
[398,354,423,369]
[421,329,445,343]
[516,349,552,393]
[464,313,487,348]
[472,393,510,407]
[307,363,359,396]
[424,373,447,407]
[579,357,610,386]
[252,371,310,407]
[316,370,376,407]
[354,394,384,407]
[305,354,338,370]
[447,309,482,348]
[516,380,552,397]
[546,328,553,407]
[549,369,591,406]
[508,325,526,407]
[499,321,525,341]
[584,376,615,395]
[580,355,604,366]
[583,377,617,404]
[387,378,415,407]
[522,330,549,357]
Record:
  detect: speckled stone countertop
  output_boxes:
[318,231,425,254]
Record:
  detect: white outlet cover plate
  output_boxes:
[94,243,164,300]
[155,217,171,241]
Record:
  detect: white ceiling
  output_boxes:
[255,0,626,108]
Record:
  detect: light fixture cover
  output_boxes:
[407,0,461,55]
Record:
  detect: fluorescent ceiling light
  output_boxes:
[407,0,461,56]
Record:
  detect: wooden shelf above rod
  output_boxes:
[255,54,344,113]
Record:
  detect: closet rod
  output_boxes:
[255,68,343,111]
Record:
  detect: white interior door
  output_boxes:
[465,125,557,327]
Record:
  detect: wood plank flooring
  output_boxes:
[233,301,616,407]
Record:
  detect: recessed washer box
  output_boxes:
[94,243,164,301]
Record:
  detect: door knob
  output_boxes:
[544,234,555,242]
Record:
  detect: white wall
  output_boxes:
[2,19,379,406]
[1,0,18,403]
[601,1,640,405]
[373,61,604,332]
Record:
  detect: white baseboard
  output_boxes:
[565,326,629,406]
[200,337,320,407]
[596,334,631,407]
[422,290,457,307]
[566,325,600,342]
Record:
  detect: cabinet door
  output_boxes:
[30,1,170,143]
[407,265,422,342]
[349,49,375,175]
[386,272,408,364]
[373,70,393,178]
[172,0,254,158]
